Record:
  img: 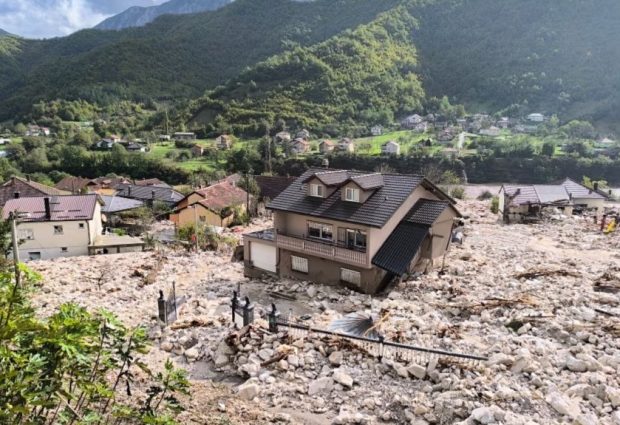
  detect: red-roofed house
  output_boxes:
[170,180,250,228]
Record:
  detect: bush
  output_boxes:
[450,186,465,200]
[477,190,494,200]
[490,196,499,214]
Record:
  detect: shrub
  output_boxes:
[490,196,499,214]
[450,186,465,200]
[477,190,494,200]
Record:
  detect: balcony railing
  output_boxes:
[276,233,368,267]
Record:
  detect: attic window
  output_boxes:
[345,187,360,202]
[310,184,324,198]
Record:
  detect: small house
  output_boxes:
[216,135,233,150]
[158,135,171,141]
[296,129,311,141]
[497,117,510,129]
[381,141,400,155]
[95,139,116,150]
[479,126,501,137]
[274,131,292,144]
[413,122,429,133]
[400,114,424,129]
[0,176,69,208]
[123,142,147,152]
[173,132,196,141]
[191,144,204,157]
[337,138,355,153]
[437,130,455,143]
[370,125,383,136]
[290,138,309,154]
[319,139,335,154]
[115,184,184,207]
[527,113,545,123]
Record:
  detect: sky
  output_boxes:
[0,0,166,39]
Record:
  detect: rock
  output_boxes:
[606,386,620,408]
[237,382,259,400]
[258,348,274,361]
[407,363,426,379]
[394,363,409,378]
[179,335,198,349]
[287,354,299,368]
[566,356,588,372]
[546,390,580,419]
[329,351,343,366]
[487,353,514,366]
[308,377,333,396]
[214,354,229,367]
[611,411,620,425]
[184,347,199,360]
[306,286,318,298]
[160,341,173,352]
[575,412,599,425]
[470,407,496,424]
[333,369,353,388]
[240,362,260,377]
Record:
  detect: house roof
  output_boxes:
[2,195,100,222]
[269,169,429,228]
[532,185,570,204]
[192,181,248,212]
[371,224,428,276]
[0,176,69,207]
[115,184,184,204]
[133,178,170,188]
[502,185,540,205]
[319,140,334,146]
[561,178,606,200]
[382,141,399,147]
[55,176,92,193]
[405,199,453,226]
[347,173,384,190]
[255,176,297,201]
[100,195,144,213]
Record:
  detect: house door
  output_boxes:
[250,242,276,273]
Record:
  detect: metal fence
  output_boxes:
[233,294,488,364]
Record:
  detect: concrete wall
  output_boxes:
[172,203,235,228]
[428,208,456,259]
[573,198,605,214]
[278,249,386,294]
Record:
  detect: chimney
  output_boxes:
[44,197,51,220]
[14,191,20,199]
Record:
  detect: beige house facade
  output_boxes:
[244,170,460,294]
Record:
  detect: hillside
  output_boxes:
[0,29,10,36]
[0,0,400,119]
[186,7,424,135]
[94,0,233,31]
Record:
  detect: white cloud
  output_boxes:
[0,0,165,39]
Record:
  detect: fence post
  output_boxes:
[243,296,254,327]
[231,291,239,326]
[268,303,280,333]
[378,335,385,361]
[158,290,167,325]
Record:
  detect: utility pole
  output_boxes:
[246,167,253,223]
[193,205,199,252]
[10,212,20,287]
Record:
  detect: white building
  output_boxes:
[2,195,143,260]
[381,141,400,155]
[370,125,383,136]
[527,113,545,123]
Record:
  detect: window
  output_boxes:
[28,252,41,261]
[79,223,85,229]
[18,229,34,241]
[310,184,324,198]
[291,256,308,273]
[53,225,64,235]
[308,222,333,241]
[61,247,68,253]
[345,187,360,202]
[341,268,361,285]
[199,216,206,222]
[346,229,367,251]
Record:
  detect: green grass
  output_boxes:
[353,130,430,155]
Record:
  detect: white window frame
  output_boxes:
[310,184,324,198]
[346,229,367,250]
[291,256,308,273]
[308,222,333,241]
[340,268,361,285]
[345,187,360,202]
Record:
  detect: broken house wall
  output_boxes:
[573,197,605,214]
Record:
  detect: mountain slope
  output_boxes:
[0,29,10,36]
[186,6,423,135]
[94,0,233,31]
[0,0,401,119]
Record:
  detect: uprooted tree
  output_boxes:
[0,264,190,424]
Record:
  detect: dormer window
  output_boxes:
[345,187,360,202]
[310,184,324,198]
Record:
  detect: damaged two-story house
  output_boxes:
[243,169,461,294]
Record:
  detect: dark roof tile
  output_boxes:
[405,199,451,226]
[372,224,428,276]
[348,173,384,190]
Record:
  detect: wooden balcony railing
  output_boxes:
[276,233,368,267]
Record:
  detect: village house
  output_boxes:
[370,125,383,136]
[413,122,429,133]
[319,139,335,154]
[498,178,607,223]
[381,140,400,155]
[173,132,196,141]
[296,129,311,140]
[133,178,170,188]
[191,144,204,157]
[497,117,510,129]
[216,135,233,150]
[527,113,545,123]
[0,176,69,207]
[2,195,144,260]
[158,135,171,141]
[437,129,456,143]
[337,138,355,153]
[243,169,461,294]
[170,180,249,228]
[94,138,116,150]
[290,138,309,154]
[479,126,501,137]
[254,175,297,214]
[274,131,292,144]
[115,184,184,207]
[400,114,423,129]
[122,142,148,152]
[596,137,616,147]
[55,176,134,195]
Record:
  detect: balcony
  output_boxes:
[276,232,369,268]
